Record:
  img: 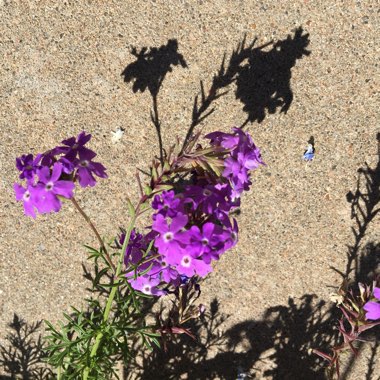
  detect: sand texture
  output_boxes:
[0,1,379,379]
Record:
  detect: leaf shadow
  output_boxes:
[0,314,53,380]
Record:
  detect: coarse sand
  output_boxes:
[0,1,379,378]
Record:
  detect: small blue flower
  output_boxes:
[303,144,315,161]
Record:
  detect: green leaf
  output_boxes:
[126,197,135,218]
[144,185,152,195]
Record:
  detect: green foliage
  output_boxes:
[44,243,159,379]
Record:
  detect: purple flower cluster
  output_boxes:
[206,127,264,200]
[125,128,264,296]
[14,131,107,218]
[364,287,380,321]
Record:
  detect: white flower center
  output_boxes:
[80,160,89,167]
[23,191,31,201]
[203,189,212,197]
[181,255,191,268]
[45,182,54,191]
[143,285,152,295]
[202,238,209,246]
[163,232,174,242]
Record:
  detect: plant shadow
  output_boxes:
[236,26,311,126]
[0,314,53,380]
[121,28,311,157]
[121,39,188,165]
[184,26,310,149]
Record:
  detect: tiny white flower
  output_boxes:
[111,127,125,143]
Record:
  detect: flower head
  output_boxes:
[56,131,94,161]
[13,183,39,218]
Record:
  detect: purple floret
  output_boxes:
[128,274,164,296]
[13,183,38,218]
[175,253,212,277]
[74,150,107,187]
[205,130,239,149]
[188,222,222,258]
[364,302,380,321]
[56,131,94,161]
[16,153,42,181]
[34,163,75,214]
[152,190,182,218]
[153,213,190,258]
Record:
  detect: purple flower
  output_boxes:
[15,154,42,181]
[153,213,189,258]
[152,190,182,217]
[56,131,94,161]
[74,150,107,187]
[128,274,164,296]
[34,163,75,214]
[218,215,239,253]
[58,156,75,174]
[205,130,239,149]
[120,127,264,295]
[188,222,222,258]
[13,183,38,218]
[175,253,212,277]
[148,258,179,284]
[184,184,229,214]
[364,287,380,321]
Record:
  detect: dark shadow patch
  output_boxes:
[182,27,310,151]
[236,27,311,126]
[121,39,188,164]
[0,314,53,380]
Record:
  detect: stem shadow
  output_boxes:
[121,39,188,165]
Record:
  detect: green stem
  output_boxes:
[83,209,138,379]
[71,197,116,273]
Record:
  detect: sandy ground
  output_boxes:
[0,1,379,379]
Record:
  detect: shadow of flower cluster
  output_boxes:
[121,39,188,165]
[121,28,311,159]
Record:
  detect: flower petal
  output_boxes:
[53,180,75,198]
[364,301,380,321]
[170,213,188,233]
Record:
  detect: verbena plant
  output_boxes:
[14,128,264,378]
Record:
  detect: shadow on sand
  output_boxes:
[0,314,53,380]
[2,30,378,380]
[121,27,311,157]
